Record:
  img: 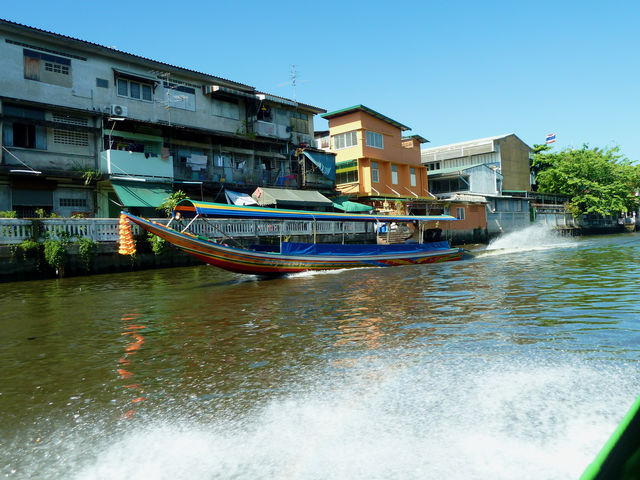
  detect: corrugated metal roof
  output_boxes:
[252,187,333,207]
[438,193,488,203]
[0,18,255,92]
[427,163,491,176]
[255,91,325,114]
[421,134,515,154]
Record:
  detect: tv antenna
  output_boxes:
[290,64,297,101]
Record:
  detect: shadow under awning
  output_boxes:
[111,180,173,208]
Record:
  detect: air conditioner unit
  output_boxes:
[110,104,128,117]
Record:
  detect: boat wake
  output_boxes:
[16,353,636,480]
[478,223,577,257]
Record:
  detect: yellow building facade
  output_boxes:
[320,105,430,212]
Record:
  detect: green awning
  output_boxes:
[111,180,173,208]
[332,196,374,213]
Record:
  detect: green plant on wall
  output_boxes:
[43,232,70,277]
[10,239,43,270]
[77,237,98,271]
[73,161,101,185]
[147,231,168,255]
[0,211,17,218]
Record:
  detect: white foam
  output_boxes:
[479,223,577,257]
[54,356,639,480]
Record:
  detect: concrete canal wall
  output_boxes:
[0,217,374,282]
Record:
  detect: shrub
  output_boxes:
[148,232,168,255]
[157,190,188,218]
[77,237,98,271]
[44,233,70,277]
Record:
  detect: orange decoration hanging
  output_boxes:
[118,214,136,256]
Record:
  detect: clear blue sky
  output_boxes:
[4,1,640,160]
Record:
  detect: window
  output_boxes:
[371,161,379,183]
[316,136,330,149]
[456,207,466,220]
[333,131,358,149]
[163,82,195,111]
[2,105,47,150]
[59,198,87,208]
[410,167,417,187]
[23,49,72,87]
[96,78,109,88]
[290,111,309,134]
[52,114,88,126]
[117,78,128,96]
[53,129,88,147]
[44,62,69,75]
[336,160,358,184]
[212,98,240,120]
[391,164,398,184]
[366,131,383,149]
[130,82,141,99]
[257,104,273,122]
[13,123,36,148]
[117,78,153,101]
[427,162,441,171]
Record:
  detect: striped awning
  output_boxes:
[174,199,458,223]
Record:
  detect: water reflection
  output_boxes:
[1,231,640,478]
[118,312,146,418]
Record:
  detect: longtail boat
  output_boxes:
[121,199,464,275]
[581,395,640,479]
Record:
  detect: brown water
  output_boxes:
[1,225,639,479]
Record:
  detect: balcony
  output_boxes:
[254,121,290,140]
[100,150,173,180]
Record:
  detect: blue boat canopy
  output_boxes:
[174,199,457,223]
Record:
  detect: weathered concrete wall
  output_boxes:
[0,242,200,283]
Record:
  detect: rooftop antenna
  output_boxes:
[290,65,297,102]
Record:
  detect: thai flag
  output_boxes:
[545,133,556,144]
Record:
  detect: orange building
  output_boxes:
[319,105,430,213]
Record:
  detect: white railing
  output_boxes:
[0,218,368,244]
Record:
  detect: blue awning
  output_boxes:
[302,151,335,180]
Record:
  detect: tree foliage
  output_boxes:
[157,190,188,218]
[531,144,640,217]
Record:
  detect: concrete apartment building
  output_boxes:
[421,134,533,237]
[0,19,329,218]
[316,105,431,214]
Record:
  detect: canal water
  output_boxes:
[1,225,639,479]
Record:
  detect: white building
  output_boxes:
[421,133,533,236]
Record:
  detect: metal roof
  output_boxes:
[252,187,333,207]
[421,133,531,154]
[427,163,494,176]
[0,17,322,114]
[0,19,255,91]
[321,105,411,131]
[255,91,325,114]
[403,135,430,144]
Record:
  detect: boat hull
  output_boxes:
[124,213,464,275]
